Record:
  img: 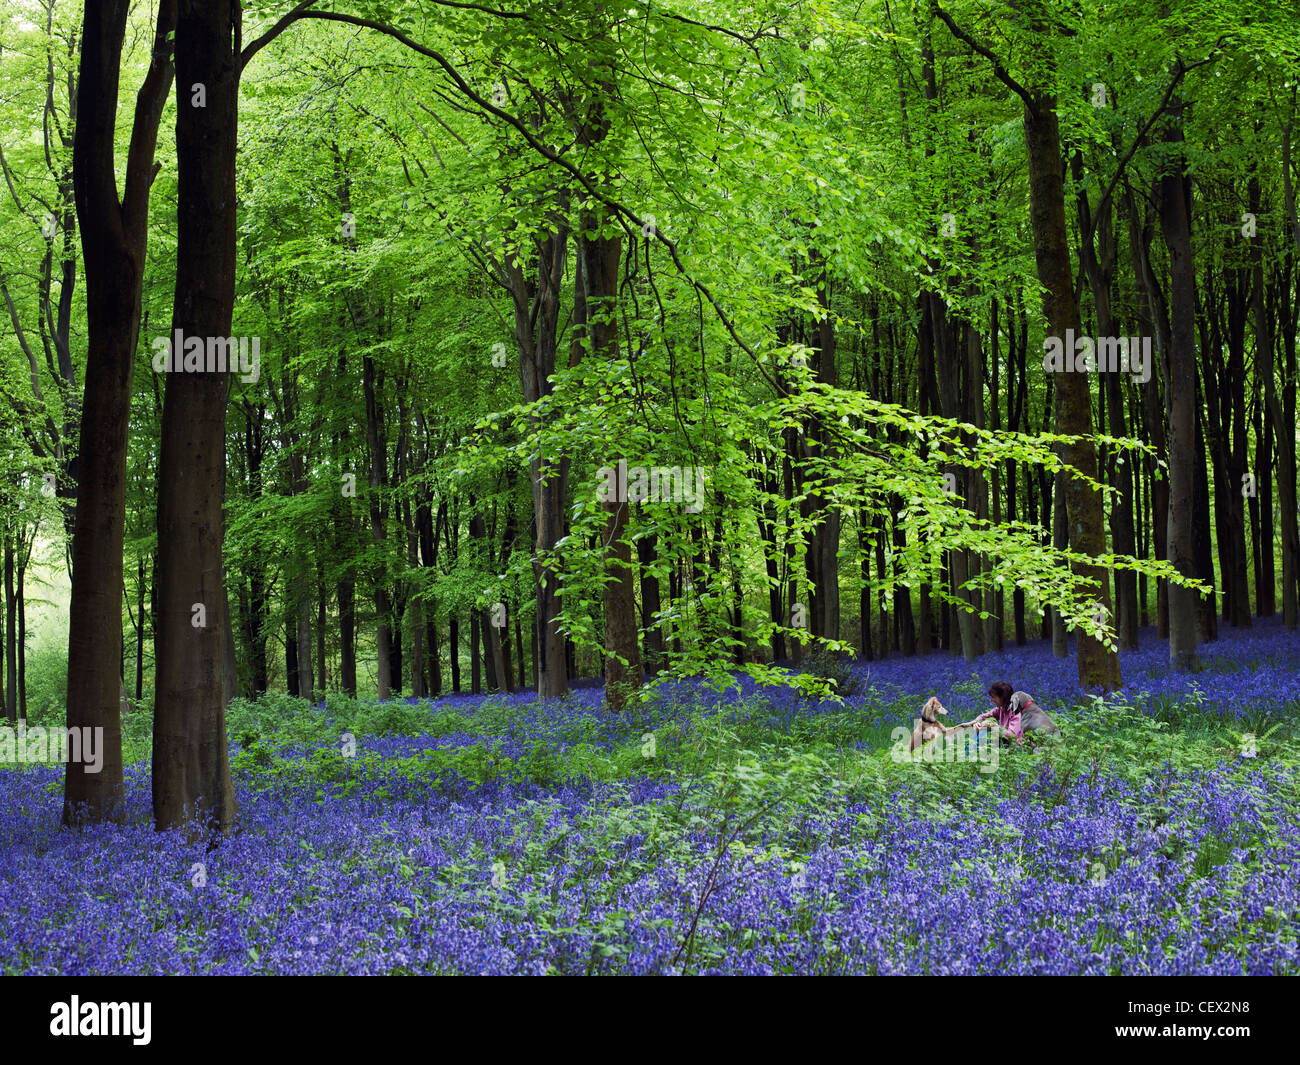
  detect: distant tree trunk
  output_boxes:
[469,611,481,695]
[809,255,841,641]
[64,0,175,826]
[874,517,891,653]
[483,605,509,692]
[1126,188,1172,637]
[1008,299,1029,645]
[757,451,786,661]
[1192,401,1218,643]
[858,515,873,660]
[245,565,269,698]
[408,596,424,699]
[1076,163,1139,649]
[1200,300,1235,626]
[637,525,665,673]
[469,510,511,693]
[222,565,238,708]
[449,614,461,693]
[417,496,441,696]
[927,287,978,660]
[1277,122,1300,624]
[4,535,16,722]
[515,615,526,689]
[286,630,299,696]
[388,596,403,691]
[17,554,27,721]
[316,562,327,693]
[338,571,356,697]
[1157,90,1203,670]
[1223,275,1252,628]
[428,618,441,695]
[480,611,499,692]
[529,618,539,689]
[962,319,992,658]
[1022,85,1120,689]
[407,510,424,698]
[890,503,916,654]
[1250,175,1276,618]
[505,221,570,701]
[784,444,803,665]
[293,565,313,699]
[1050,470,1068,657]
[1256,177,1297,625]
[135,557,146,701]
[363,351,392,699]
[489,604,512,693]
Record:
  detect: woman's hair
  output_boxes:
[988,681,1014,707]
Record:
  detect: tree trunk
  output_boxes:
[294,565,313,699]
[287,629,299,696]
[17,555,27,721]
[4,535,16,722]
[506,223,570,700]
[470,611,482,695]
[363,352,393,699]
[449,614,461,692]
[152,0,239,834]
[316,561,327,693]
[1126,189,1172,637]
[338,575,356,696]
[580,226,641,709]
[1254,177,1297,625]
[1051,469,1068,657]
[136,557,147,701]
[637,527,665,673]
[63,0,175,826]
[1157,91,1203,670]
[1023,89,1120,689]
[1076,165,1139,649]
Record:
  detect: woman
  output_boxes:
[972,681,1060,744]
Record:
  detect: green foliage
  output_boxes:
[796,646,861,697]
[19,643,67,724]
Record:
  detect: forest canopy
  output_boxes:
[0,0,1297,831]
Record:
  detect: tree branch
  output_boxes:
[933,5,1034,111]
[273,8,778,392]
[1085,45,1223,247]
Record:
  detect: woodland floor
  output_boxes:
[2,620,1298,974]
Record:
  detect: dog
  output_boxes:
[909,696,967,753]
[1013,693,1060,736]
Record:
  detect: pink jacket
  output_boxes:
[973,691,1036,744]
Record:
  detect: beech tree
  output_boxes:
[63,0,175,824]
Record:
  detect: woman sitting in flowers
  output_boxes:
[972,681,1060,744]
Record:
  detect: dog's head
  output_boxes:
[920,696,947,723]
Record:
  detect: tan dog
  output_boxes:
[909,696,969,753]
